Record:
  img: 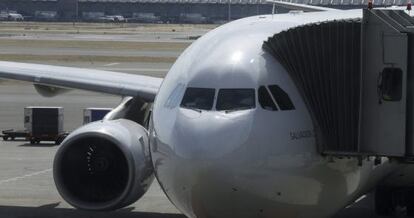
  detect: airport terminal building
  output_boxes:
[0,0,411,22]
[0,0,273,23]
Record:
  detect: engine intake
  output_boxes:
[53,119,154,211]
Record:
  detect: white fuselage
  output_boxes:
[150,10,414,217]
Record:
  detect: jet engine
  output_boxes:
[53,119,154,211]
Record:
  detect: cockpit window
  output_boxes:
[268,85,295,110]
[180,87,215,110]
[216,89,255,111]
[258,86,278,111]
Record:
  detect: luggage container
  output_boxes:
[24,106,65,144]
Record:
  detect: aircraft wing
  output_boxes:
[266,0,340,12]
[0,61,163,101]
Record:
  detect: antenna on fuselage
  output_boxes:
[272,1,276,18]
[407,0,412,15]
[367,0,373,9]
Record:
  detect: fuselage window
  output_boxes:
[268,85,295,110]
[258,86,278,111]
[216,89,256,111]
[180,87,215,110]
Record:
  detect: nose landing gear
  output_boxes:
[376,186,414,217]
[375,187,394,216]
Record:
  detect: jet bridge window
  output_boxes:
[180,87,215,110]
[379,67,403,102]
[268,85,295,111]
[258,86,278,111]
[216,89,256,111]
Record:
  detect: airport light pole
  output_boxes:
[75,0,79,22]
[228,0,231,22]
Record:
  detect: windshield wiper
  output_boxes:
[182,106,202,113]
[225,109,237,113]
[224,107,252,113]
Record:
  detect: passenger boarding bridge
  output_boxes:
[264,9,414,160]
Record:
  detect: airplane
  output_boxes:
[0,2,414,217]
[98,15,126,23]
[0,11,24,21]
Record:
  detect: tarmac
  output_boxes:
[0,22,401,218]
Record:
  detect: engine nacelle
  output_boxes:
[53,119,154,211]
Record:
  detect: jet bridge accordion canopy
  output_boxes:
[263,19,362,154]
[264,9,414,157]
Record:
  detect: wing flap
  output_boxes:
[0,61,163,101]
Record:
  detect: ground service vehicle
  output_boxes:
[1,107,67,145]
